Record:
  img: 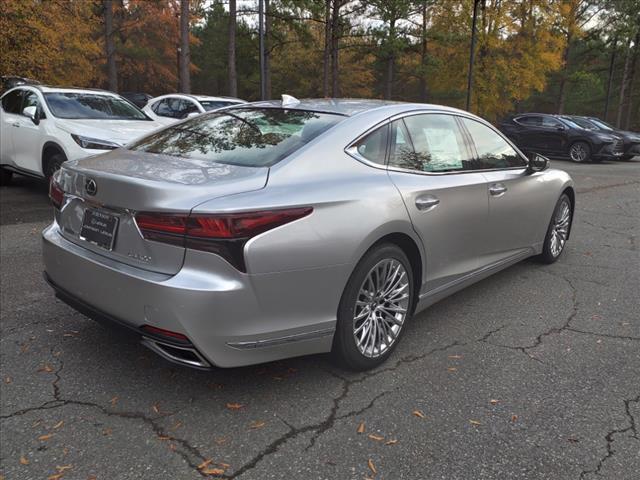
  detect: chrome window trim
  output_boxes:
[345,109,530,176]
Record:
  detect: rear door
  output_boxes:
[513,115,548,153]
[386,113,489,293]
[459,117,545,265]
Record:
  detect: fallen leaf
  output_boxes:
[38,433,54,441]
[469,420,482,426]
[511,415,518,422]
[202,467,225,475]
[47,474,63,480]
[197,459,213,470]
[158,435,171,441]
[56,465,72,472]
[413,410,426,419]
[368,458,377,475]
[226,403,244,410]
[102,428,112,436]
[250,421,266,429]
[171,421,183,430]
[214,437,228,445]
[357,421,366,433]
[447,367,458,372]
[448,354,463,359]
[110,396,119,406]
[52,420,64,429]
[219,462,231,468]
[20,456,29,465]
[385,439,398,445]
[4,376,11,384]
[490,399,500,405]
[368,434,384,441]
[152,404,160,414]
[39,364,53,373]
[62,448,69,456]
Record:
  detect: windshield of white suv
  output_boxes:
[129,108,343,167]
[44,93,149,120]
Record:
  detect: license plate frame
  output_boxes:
[80,208,119,251]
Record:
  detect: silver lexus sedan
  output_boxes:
[43,98,574,371]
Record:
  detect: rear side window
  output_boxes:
[1,89,23,114]
[200,100,240,111]
[353,123,388,165]
[130,108,343,167]
[516,115,542,126]
[389,114,471,173]
[461,118,527,169]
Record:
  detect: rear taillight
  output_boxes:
[49,177,64,209]
[134,207,312,271]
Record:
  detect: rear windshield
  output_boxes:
[44,93,149,120]
[129,108,343,167]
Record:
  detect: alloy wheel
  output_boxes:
[353,258,410,358]
[550,198,571,257]
[569,143,588,162]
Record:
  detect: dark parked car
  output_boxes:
[120,92,153,108]
[1,76,40,94]
[499,113,624,163]
[567,116,640,161]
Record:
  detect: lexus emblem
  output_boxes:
[85,179,97,196]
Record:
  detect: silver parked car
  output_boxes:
[43,98,574,370]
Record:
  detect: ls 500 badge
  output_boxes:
[127,251,152,263]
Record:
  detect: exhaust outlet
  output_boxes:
[141,337,212,369]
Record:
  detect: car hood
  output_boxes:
[55,118,162,146]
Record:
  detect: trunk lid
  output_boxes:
[55,149,269,275]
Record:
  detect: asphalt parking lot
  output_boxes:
[1,159,638,480]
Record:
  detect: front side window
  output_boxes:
[541,116,562,128]
[44,93,148,120]
[130,108,343,167]
[461,118,527,169]
[352,123,388,165]
[516,115,542,126]
[1,89,23,114]
[22,91,39,112]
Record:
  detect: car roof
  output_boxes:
[19,85,120,96]
[150,94,246,103]
[237,98,470,117]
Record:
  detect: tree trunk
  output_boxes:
[616,38,632,128]
[557,33,572,114]
[331,0,340,97]
[104,0,117,92]
[179,0,190,93]
[604,36,617,121]
[385,19,396,100]
[322,0,331,97]
[264,0,271,99]
[419,2,428,102]
[228,0,237,97]
[623,29,639,130]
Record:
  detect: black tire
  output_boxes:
[44,152,66,181]
[0,168,12,186]
[536,193,573,264]
[568,141,591,163]
[332,243,414,371]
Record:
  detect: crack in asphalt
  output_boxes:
[578,394,640,479]
[0,351,211,478]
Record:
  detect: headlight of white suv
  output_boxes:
[71,134,121,150]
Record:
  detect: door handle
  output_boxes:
[489,183,507,196]
[415,195,440,211]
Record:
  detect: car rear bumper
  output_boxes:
[42,222,343,368]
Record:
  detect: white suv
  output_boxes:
[0,86,161,184]
[143,94,246,126]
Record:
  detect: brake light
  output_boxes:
[49,177,64,209]
[134,207,313,271]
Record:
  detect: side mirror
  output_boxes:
[22,106,39,125]
[556,125,565,131]
[527,153,549,173]
[186,112,200,119]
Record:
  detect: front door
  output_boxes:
[12,90,44,173]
